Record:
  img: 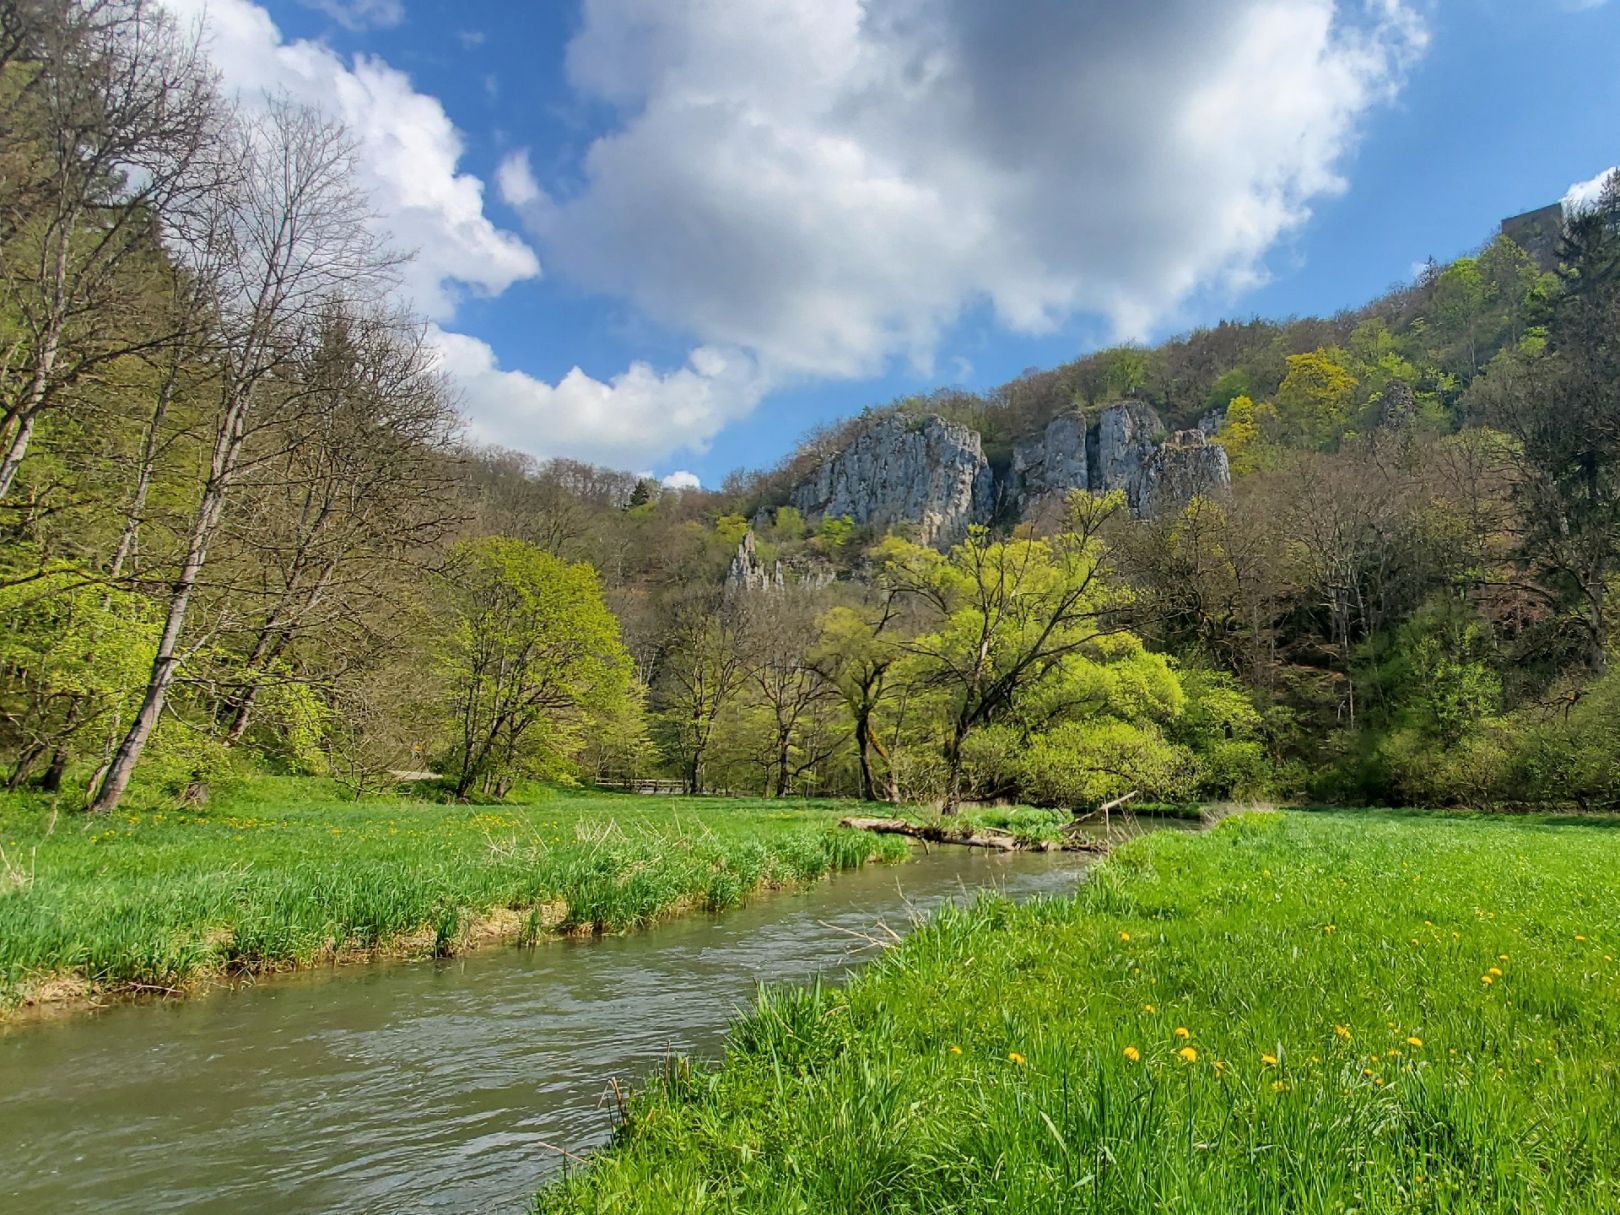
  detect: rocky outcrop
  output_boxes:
[725,530,838,598]
[1137,429,1232,517]
[724,530,783,597]
[1009,409,1089,513]
[1092,401,1164,508]
[783,403,1228,546]
[789,414,993,546]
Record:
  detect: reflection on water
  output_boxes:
[0,841,1122,1215]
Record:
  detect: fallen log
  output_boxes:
[840,817,1107,854]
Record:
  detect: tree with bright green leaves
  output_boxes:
[1274,349,1357,447]
[0,575,159,791]
[811,595,905,802]
[879,493,1132,815]
[438,537,634,799]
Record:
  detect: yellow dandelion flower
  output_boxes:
[1575,934,1587,942]
[1123,1046,1141,1063]
[1174,1027,1191,1039]
[1178,1046,1198,1063]
[948,1045,962,1055]
[1334,1025,1352,1040]
[1323,924,1336,934]
[1213,1060,1226,1074]
[1142,1003,1155,1013]
[1119,931,1131,942]
[1387,1049,1401,1058]
[1406,1036,1423,1048]
[1489,966,1502,977]
[1008,1052,1026,1066]
[1410,938,1420,947]
[1262,1053,1279,1066]
[1497,954,1508,961]
[1481,974,1494,985]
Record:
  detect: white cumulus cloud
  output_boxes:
[431,328,767,469]
[164,0,538,320]
[507,0,1428,383]
[1564,166,1618,215]
[660,470,702,490]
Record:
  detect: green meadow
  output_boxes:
[537,811,1620,1214]
[0,780,907,1010]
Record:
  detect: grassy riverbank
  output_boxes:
[0,779,909,1013]
[538,811,1620,1214]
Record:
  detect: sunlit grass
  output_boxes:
[0,778,908,1007]
[537,810,1620,1214]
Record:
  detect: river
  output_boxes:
[0,843,1111,1214]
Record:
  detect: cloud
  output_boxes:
[660,470,702,490]
[496,149,542,209]
[431,328,767,468]
[1564,166,1618,215]
[298,0,404,31]
[503,0,1427,388]
[164,0,538,320]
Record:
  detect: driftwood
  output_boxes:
[840,817,1108,854]
[1098,791,1137,815]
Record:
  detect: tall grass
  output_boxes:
[537,810,1620,1213]
[0,779,907,1007]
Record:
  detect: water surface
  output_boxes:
[1,844,1106,1214]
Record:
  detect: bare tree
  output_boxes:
[0,0,218,499]
[214,302,459,746]
[88,99,399,812]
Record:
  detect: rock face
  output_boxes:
[1092,401,1164,508]
[784,402,1230,547]
[724,529,783,597]
[1136,429,1232,517]
[789,414,993,546]
[1009,409,1089,513]
[724,529,838,598]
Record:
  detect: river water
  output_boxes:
[0,844,1106,1215]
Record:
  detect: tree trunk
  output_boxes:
[854,706,877,802]
[941,727,967,817]
[0,255,63,499]
[772,731,791,797]
[39,748,67,793]
[109,355,181,578]
[89,404,241,814]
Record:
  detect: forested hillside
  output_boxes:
[3,1,1617,815]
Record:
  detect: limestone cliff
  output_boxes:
[789,414,994,546]
[785,402,1229,547]
[1136,428,1232,517]
[1009,409,1089,513]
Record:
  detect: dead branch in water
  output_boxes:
[839,817,1107,853]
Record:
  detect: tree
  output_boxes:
[0,0,218,499]
[656,591,749,794]
[811,595,905,802]
[89,99,399,812]
[215,302,458,748]
[438,537,632,799]
[734,590,840,797]
[880,493,1129,814]
[1432,257,1490,381]
[1275,349,1357,447]
[1492,172,1620,676]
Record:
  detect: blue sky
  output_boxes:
[173,0,1616,487]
